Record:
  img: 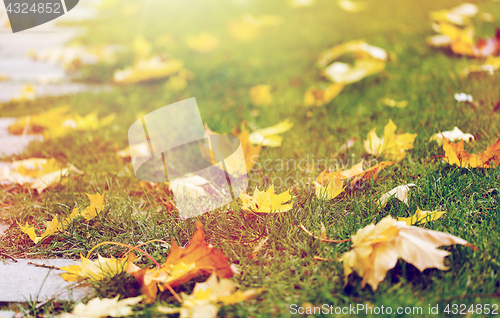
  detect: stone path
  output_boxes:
[0,259,92,303]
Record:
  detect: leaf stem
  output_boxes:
[86,242,160,268]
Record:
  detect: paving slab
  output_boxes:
[0,224,8,236]
[0,310,17,318]
[0,259,92,303]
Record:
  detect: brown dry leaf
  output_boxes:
[126,222,234,303]
[341,216,473,290]
[442,136,500,168]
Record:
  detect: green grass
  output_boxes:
[1,0,500,316]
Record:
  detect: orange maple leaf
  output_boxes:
[442,136,500,168]
[127,222,234,303]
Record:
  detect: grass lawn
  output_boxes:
[1,0,500,316]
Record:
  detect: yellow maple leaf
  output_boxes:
[0,73,10,81]
[239,185,293,213]
[0,158,79,193]
[60,254,127,282]
[165,69,193,92]
[132,36,152,60]
[157,273,261,318]
[317,39,388,68]
[429,3,478,26]
[126,223,234,303]
[460,55,500,77]
[228,19,260,42]
[12,84,36,102]
[63,193,106,226]
[56,295,143,318]
[248,119,294,147]
[314,169,344,200]
[398,207,446,225]
[18,217,61,244]
[364,119,417,161]
[113,55,185,84]
[315,161,394,200]
[341,216,472,290]
[442,136,500,168]
[228,15,282,42]
[338,0,367,12]
[304,83,345,107]
[8,106,115,138]
[186,32,220,53]
[323,60,385,84]
[202,123,261,175]
[249,85,273,106]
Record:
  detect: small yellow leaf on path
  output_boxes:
[12,84,36,102]
[60,254,127,282]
